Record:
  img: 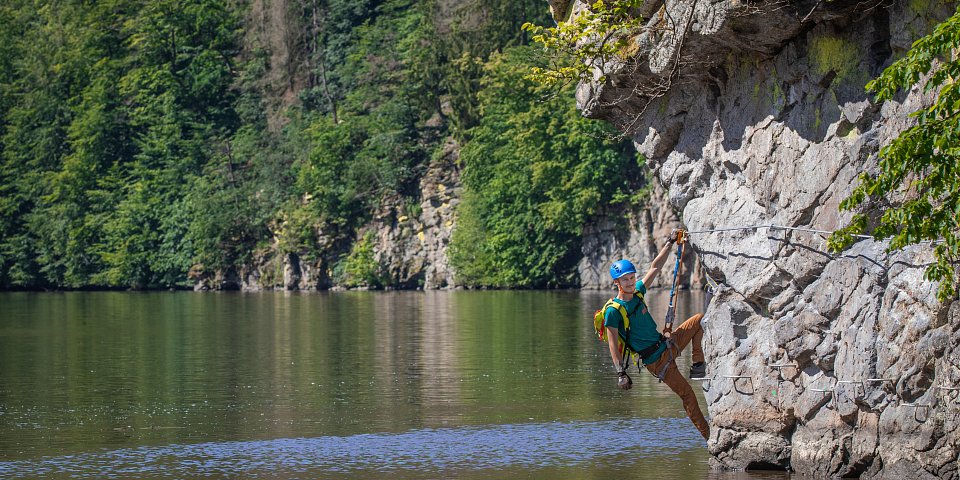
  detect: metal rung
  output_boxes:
[833,380,864,403]
[901,402,932,413]
[836,379,863,387]
[901,402,932,422]
[722,375,755,394]
[835,380,864,389]
[937,386,960,405]
[809,386,835,407]
[691,377,711,393]
[768,363,797,381]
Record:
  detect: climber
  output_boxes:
[602,233,710,440]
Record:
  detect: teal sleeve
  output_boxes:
[635,280,647,295]
[602,306,622,329]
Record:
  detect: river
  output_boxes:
[0,290,786,478]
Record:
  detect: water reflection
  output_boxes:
[0,290,782,478]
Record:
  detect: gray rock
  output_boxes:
[567,0,960,475]
[579,178,702,290]
[370,137,461,289]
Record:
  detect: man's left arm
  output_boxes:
[641,237,676,287]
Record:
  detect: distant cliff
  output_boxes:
[563,0,959,477]
[189,0,666,293]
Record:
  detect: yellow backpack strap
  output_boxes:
[602,299,631,331]
[616,303,630,331]
[602,299,635,359]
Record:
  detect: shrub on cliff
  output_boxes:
[830,7,960,302]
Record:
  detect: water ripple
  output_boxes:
[0,417,703,478]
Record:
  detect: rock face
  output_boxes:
[206,130,668,291]
[579,178,702,290]
[205,138,461,292]
[568,0,960,477]
[369,137,461,290]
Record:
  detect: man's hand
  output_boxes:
[617,371,633,390]
[667,228,686,245]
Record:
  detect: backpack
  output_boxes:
[593,293,644,361]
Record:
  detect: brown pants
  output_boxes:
[644,313,709,440]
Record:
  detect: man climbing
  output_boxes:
[603,233,710,440]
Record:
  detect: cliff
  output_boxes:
[216,135,682,291]
[195,136,460,292]
[566,0,959,477]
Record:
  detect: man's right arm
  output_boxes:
[605,326,623,371]
[606,325,632,390]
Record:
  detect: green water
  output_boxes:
[0,290,780,478]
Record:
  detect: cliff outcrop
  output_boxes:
[369,137,461,290]
[195,137,461,292]
[568,0,959,477]
[200,131,677,291]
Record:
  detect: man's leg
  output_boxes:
[672,313,705,364]
[646,356,709,440]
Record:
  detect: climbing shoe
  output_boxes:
[689,362,706,378]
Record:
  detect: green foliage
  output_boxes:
[288,0,440,251]
[0,0,248,289]
[829,7,960,301]
[335,231,382,288]
[1,1,117,287]
[522,0,645,87]
[0,0,634,290]
[449,46,639,287]
[434,0,552,132]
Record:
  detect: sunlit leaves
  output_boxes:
[830,8,960,301]
[521,0,645,87]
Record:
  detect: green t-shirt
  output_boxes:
[602,280,666,365]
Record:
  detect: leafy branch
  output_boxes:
[829,8,960,301]
[521,0,647,88]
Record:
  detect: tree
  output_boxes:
[829,8,960,302]
[449,46,638,287]
[521,0,646,88]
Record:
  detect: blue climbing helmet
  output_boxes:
[609,259,637,280]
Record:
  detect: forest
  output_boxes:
[0,0,639,290]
